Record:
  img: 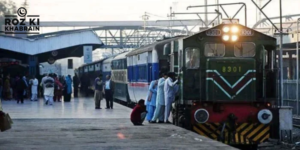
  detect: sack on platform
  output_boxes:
[0,113,12,132]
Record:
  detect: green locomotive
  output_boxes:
[165,23,277,146]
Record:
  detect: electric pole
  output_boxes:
[167,7,174,37]
[142,12,149,31]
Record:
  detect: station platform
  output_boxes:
[0,98,237,150]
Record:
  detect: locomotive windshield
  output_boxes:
[204,43,225,57]
[185,48,200,69]
[234,42,256,57]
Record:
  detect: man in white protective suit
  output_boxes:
[164,72,178,123]
[150,72,168,123]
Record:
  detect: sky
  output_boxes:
[10,0,300,27]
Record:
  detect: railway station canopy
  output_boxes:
[0,29,103,63]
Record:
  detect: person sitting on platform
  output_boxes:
[130,99,147,126]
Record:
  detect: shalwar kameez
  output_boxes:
[145,80,157,121]
[151,77,166,122]
[164,77,178,122]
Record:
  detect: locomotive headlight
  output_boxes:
[231,35,238,42]
[222,35,230,41]
[194,109,209,123]
[257,109,273,124]
[223,26,230,33]
[231,26,239,33]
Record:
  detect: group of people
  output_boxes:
[0,74,35,103]
[93,74,115,109]
[0,73,80,105]
[130,72,179,125]
[40,73,79,105]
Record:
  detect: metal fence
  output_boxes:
[283,80,300,115]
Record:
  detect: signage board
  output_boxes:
[83,46,93,64]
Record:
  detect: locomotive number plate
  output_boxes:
[222,66,242,73]
[240,29,254,36]
[206,29,221,36]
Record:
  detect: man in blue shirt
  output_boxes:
[104,75,114,109]
[94,74,104,109]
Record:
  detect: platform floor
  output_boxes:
[0,98,237,150]
[1,97,132,119]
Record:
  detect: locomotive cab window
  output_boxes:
[204,43,225,57]
[234,42,256,57]
[185,48,200,69]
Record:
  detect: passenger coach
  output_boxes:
[126,36,183,103]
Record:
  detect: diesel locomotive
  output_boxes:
[169,23,277,146]
[77,22,277,147]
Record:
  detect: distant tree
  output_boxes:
[0,0,17,32]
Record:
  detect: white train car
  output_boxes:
[126,37,183,103]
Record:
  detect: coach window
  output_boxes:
[234,42,256,57]
[185,48,200,69]
[84,66,88,72]
[204,43,225,57]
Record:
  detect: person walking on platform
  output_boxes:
[16,75,27,104]
[145,79,158,122]
[104,75,114,109]
[3,74,11,100]
[151,72,167,123]
[41,74,55,105]
[164,72,178,123]
[54,75,63,102]
[73,73,79,98]
[40,74,47,100]
[22,76,29,100]
[130,99,147,126]
[94,74,104,109]
[30,76,39,101]
[64,75,72,102]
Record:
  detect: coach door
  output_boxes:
[170,41,179,73]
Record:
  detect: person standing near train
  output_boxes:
[164,72,178,123]
[64,75,72,102]
[150,72,167,123]
[145,79,158,122]
[94,74,104,109]
[73,73,79,98]
[104,75,114,109]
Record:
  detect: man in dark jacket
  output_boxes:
[130,99,147,126]
[73,73,79,97]
[16,75,27,104]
